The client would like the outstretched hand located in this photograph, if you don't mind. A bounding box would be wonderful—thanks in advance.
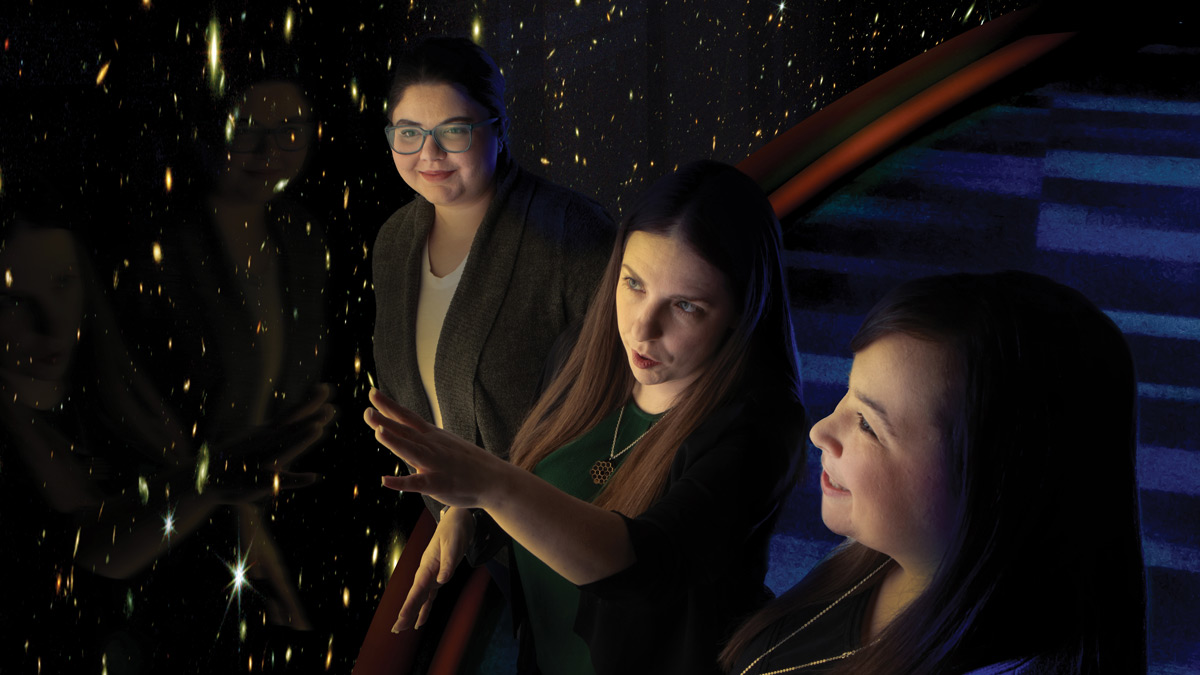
[393,506,474,632]
[364,388,509,510]
[367,389,637,589]
[208,383,336,503]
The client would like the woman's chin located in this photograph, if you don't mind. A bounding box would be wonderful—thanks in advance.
[0,370,70,410]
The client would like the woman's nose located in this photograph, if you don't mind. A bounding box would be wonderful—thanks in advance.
[809,412,843,457]
[630,304,663,342]
[419,134,446,160]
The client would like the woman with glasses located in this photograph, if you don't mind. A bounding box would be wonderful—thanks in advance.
[117,75,334,635]
[373,36,613,500]
[367,37,613,671]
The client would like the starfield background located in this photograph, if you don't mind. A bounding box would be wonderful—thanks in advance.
[2,0,1196,673]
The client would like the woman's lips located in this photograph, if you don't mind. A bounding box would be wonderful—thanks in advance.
[29,340,71,364]
[632,350,661,369]
[36,352,63,366]
[821,469,851,497]
[420,170,455,183]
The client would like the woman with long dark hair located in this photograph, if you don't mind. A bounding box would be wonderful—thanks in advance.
[365,160,806,674]
[722,271,1146,674]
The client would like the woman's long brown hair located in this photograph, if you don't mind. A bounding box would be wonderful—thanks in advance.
[508,160,802,517]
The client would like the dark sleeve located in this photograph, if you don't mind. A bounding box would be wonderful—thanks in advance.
[580,398,805,606]
[464,508,507,567]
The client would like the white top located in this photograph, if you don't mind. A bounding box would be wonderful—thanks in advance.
[415,241,468,429]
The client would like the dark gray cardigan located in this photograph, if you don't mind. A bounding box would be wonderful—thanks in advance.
[372,163,613,460]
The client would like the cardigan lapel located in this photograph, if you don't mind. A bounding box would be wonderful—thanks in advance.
[267,200,328,403]
[380,198,437,425]
[434,165,529,445]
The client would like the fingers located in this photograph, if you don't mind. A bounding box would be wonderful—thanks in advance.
[271,408,334,468]
[218,401,335,468]
[381,475,408,492]
[391,515,468,632]
[393,586,438,633]
[211,470,319,505]
[414,587,438,630]
[277,471,321,490]
[368,388,435,433]
[283,383,334,425]
[367,411,434,466]
[380,473,433,495]
[395,557,443,632]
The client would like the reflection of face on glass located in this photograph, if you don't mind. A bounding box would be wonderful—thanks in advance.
[221,81,313,203]
[811,333,958,571]
[615,231,735,411]
[0,226,85,407]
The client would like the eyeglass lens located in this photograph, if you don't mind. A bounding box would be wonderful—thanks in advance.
[389,123,475,154]
[230,124,311,153]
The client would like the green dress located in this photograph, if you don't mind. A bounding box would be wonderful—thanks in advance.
[511,400,662,675]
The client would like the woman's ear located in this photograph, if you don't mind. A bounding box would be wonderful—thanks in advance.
[498,118,510,154]
[727,312,742,337]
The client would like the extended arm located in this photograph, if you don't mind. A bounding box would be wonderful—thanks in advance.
[366,389,635,587]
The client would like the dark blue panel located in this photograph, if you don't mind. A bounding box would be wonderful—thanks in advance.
[1147,567,1200,667]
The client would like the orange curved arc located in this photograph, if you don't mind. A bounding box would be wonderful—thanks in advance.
[766,30,1076,220]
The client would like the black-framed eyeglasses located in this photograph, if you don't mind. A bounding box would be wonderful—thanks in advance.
[229,121,314,153]
[383,118,498,154]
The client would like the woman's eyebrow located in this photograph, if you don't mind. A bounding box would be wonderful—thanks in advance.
[240,117,313,127]
[668,291,712,305]
[853,389,898,438]
[620,264,711,303]
[391,116,475,126]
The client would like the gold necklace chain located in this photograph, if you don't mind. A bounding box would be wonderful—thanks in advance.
[752,648,860,675]
[738,561,890,675]
[589,404,658,485]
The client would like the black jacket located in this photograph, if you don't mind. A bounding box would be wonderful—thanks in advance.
[472,390,807,675]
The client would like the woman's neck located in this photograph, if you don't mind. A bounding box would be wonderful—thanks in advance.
[629,382,674,415]
[629,369,702,414]
[428,198,491,277]
[862,562,933,642]
[210,194,266,233]
[0,371,69,410]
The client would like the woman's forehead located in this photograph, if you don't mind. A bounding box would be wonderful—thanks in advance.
[234,81,310,123]
[850,333,957,436]
[391,81,487,123]
[621,231,728,299]
[1,227,80,293]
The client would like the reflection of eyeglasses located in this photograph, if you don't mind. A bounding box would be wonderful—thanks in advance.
[229,122,314,153]
[384,118,498,154]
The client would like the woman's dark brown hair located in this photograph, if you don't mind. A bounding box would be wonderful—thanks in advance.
[386,36,510,161]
